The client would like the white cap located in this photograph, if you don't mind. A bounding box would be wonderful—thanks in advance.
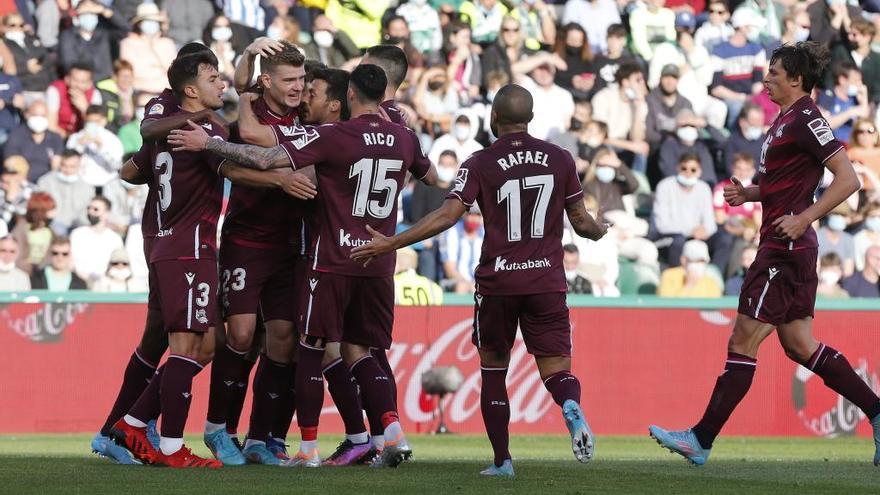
[682,239,710,262]
[731,9,766,29]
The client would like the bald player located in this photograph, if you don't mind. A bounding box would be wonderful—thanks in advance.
[351,84,608,477]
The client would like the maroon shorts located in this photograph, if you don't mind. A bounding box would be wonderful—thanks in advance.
[473,291,572,357]
[300,269,394,349]
[152,258,219,333]
[219,243,300,322]
[738,246,818,325]
[144,237,160,311]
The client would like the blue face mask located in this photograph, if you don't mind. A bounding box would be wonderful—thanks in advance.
[826,214,847,232]
[866,216,880,232]
[77,13,99,32]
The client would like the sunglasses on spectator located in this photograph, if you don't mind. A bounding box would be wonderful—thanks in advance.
[51,250,70,256]
[856,128,876,135]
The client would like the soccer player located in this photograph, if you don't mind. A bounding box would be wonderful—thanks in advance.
[203,40,308,467]
[350,84,607,477]
[361,44,410,128]
[168,64,437,468]
[648,42,880,467]
[90,42,220,465]
[108,51,231,469]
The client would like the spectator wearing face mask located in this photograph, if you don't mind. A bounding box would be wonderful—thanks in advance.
[36,150,95,235]
[408,150,458,280]
[119,3,176,95]
[817,252,850,299]
[658,239,721,297]
[563,244,592,295]
[549,100,593,177]
[0,235,29,290]
[658,111,716,184]
[853,202,880,273]
[818,207,856,277]
[711,152,761,277]
[204,14,239,80]
[646,64,697,150]
[70,196,123,286]
[816,62,870,144]
[413,66,459,137]
[651,153,717,266]
[381,15,425,69]
[582,147,638,220]
[65,105,124,187]
[93,247,147,293]
[4,100,64,183]
[829,19,880,105]
[842,244,880,298]
[2,13,52,102]
[723,103,764,176]
[428,110,483,165]
[440,211,484,293]
[0,156,33,232]
[57,0,127,82]
[301,14,360,69]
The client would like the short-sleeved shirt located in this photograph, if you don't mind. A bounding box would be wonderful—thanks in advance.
[279,113,432,277]
[222,96,304,250]
[757,95,844,251]
[447,131,584,296]
[133,111,228,262]
[138,88,179,239]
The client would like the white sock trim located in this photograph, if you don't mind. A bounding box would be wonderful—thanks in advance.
[346,432,369,445]
[123,414,147,428]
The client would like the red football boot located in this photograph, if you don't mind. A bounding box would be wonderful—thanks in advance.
[109,419,161,465]
[155,445,222,468]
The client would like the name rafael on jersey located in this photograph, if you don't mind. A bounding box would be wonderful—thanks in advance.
[497,149,550,171]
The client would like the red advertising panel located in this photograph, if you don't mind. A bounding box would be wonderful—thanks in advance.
[1,303,878,437]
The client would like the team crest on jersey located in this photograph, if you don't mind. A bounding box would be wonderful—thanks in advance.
[148,103,163,115]
[807,118,834,146]
[802,109,812,115]
[195,309,208,324]
[452,168,469,193]
[775,124,785,137]
[280,125,321,150]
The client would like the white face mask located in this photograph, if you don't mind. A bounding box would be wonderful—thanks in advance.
[0,260,14,272]
[135,108,145,121]
[266,25,284,41]
[139,20,161,36]
[108,267,131,280]
[865,216,880,232]
[794,27,810,42]
[486,90,497,102]
[744,126,763,140]
[819,270,841,286]
[27,115,48,133]
[4,30,24,45]
[564,269,578,281]
[212,26,233,42]
[57,171,79,183]
[677,173,699,187]
[585,137,603,148]
[313,30,334,48]
[623,87,637,100]
[77,13,99,32]
[453,124,470,141]
[847,84,860,97]
[676,126,699,144]
[84,121,102,135]
[827,214,847,232]
[686,261,707,277]
[595,166,616,183]
[437,167,456,183]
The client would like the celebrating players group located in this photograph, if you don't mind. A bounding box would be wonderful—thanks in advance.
[88,38,880,476]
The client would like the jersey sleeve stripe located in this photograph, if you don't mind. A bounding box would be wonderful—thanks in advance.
[565,191,582,199]
[820,145,844,164]
[448,191,473,207]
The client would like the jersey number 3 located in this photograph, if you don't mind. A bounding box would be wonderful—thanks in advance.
[350,158,404,219]
[156,151,173,211]
[497,175,554,242]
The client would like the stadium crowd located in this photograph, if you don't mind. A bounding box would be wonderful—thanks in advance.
[0,0,878,299]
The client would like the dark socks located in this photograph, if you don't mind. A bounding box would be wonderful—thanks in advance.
[692,352,757,449]
[295,343,326,434]
[372,348,397,408]
[225,357,256,436]
[101,350,157,436]
[543,370,582,406]
[272,362,297,440]
[480,367,511,467]
[127,364,166,425]
[324,358,366,435]
[206,344,249,425]
[158,355,203,439]
[247,356,291,442]
[350,356,398,432]
[808,344,880,420]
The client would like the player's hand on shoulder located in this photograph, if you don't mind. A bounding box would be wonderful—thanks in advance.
[723,176,747,207]
[168,120,211,152]
[350,225,392,267]
[278,169,317,200]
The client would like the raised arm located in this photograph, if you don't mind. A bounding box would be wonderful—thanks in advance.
[234,38,284,94]
[167,120,291,170]
[237,93,277,147]
[350,198,467,265]
[564,200,608,241]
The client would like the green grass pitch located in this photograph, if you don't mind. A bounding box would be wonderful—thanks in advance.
[0,434,878,494]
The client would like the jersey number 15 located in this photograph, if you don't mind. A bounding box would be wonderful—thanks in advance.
[350,158,404,219]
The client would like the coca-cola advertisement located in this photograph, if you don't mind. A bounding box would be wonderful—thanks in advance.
[2,303,879,437]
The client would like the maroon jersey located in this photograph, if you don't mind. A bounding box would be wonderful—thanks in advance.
[448,131,584,296]
[758,95,843,251]
[222,96,304,250]
[279,113,432,277]
[379,99,407,127]
[138,89,180,239]
[144,111,228,262]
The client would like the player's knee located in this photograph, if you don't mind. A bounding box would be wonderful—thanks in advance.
[781,341,814,364]
[226,327,254,353]
[479,349,511,369]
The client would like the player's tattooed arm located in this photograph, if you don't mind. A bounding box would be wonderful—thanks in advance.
[565,200,608,241]
[220,162,317,199]
[167,120,290,170]
[351,198,468,266]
